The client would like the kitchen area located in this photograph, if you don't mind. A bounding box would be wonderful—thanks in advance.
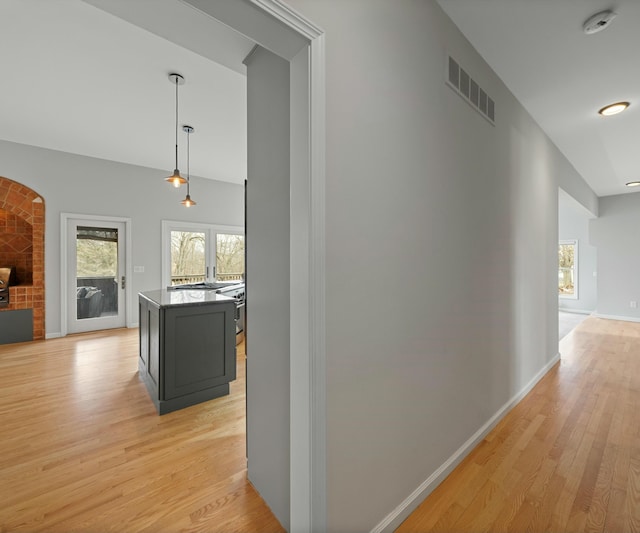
[138,228,246,415]
[138,279,246,415]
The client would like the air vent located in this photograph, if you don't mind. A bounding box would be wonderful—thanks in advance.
[447,56,495,124]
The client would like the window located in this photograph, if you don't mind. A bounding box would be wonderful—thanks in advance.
[558,240,578,299]
[215,233,245,282]
[162,221,244,287]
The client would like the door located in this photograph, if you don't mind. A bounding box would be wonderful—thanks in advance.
[67,218,126,333]
[162,221,244,287]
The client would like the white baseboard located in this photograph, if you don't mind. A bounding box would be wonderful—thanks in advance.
[371,352,562,533]
[45,324,137,340]
[592,313,640,323]
[559,308,593,315]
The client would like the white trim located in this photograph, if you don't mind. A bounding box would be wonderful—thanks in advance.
[289,45,312,531]
[251,0,324,40]
[175,2,326,529]
[559,308,593,315]
[246,2,326,531]
[60,213,133,336]
[161,219,242,233]
[308,31,327,533]
[592,313,640,323]
[45,332,63,339]
[371,352,562,533]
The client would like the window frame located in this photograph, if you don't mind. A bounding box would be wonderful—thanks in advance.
[558,239,578,300]
[161,220,243,288]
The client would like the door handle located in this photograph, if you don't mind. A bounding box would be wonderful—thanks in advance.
[121,276,126,289]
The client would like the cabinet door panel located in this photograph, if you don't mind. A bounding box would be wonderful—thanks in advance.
[164,303,235,400]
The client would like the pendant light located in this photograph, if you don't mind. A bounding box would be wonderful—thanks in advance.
[181,125,196,207]
[165,73,187,187]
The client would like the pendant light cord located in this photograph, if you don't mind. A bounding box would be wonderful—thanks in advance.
[186,128,190,195]
[174,77,179,170]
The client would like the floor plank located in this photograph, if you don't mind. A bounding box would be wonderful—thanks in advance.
[397,317,640,532]
[0,329,284,533]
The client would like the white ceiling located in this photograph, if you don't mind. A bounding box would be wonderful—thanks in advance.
[3,1,638,197]
[0,0,254,185]
[437,0,640,197]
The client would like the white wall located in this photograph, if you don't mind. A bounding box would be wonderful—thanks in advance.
[590,192,640,322]
[558,189,597,313]
[0,139,243,337]
[244,46,291,529]
[284,1,595,531]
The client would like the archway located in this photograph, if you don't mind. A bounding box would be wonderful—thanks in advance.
[0,177,45,341]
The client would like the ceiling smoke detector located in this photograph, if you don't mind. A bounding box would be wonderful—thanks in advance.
[583,10,617,34]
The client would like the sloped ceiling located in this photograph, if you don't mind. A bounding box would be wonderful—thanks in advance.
[0,0,254,184]
[438,0,640,197]
[4,1,638,196]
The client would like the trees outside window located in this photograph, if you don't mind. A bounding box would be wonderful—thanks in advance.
[76,227,118,277]
[170,231,206,284]
[559,240,578,298]
[216,233,244,281]
[162,222,244,287]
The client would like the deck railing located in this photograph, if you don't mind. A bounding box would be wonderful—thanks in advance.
[170,273,243,285]
[76,276,118,314]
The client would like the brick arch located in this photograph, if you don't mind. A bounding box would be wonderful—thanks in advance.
[0,176,45,340]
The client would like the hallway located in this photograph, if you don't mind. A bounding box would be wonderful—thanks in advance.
[398,317,640,532]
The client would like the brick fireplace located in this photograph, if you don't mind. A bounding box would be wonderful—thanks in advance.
[0,177,45,341]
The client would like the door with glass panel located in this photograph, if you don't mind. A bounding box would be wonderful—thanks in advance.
[67,219,126,333]
[163,222,244,287]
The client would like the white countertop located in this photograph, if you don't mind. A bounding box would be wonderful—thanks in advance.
[139,288,236,308]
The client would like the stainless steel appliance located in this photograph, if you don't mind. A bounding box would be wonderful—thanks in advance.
[215,283,245,335]
[0,267,17,309]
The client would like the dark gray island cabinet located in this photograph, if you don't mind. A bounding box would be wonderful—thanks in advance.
[138,289,237,415]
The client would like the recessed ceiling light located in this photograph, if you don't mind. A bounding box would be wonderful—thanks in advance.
[598,102,630,116]
[626,181,640,187]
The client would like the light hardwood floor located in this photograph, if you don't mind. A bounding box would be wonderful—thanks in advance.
[3,318,639,533]
[397,316,640,532]
[0,329,284,533]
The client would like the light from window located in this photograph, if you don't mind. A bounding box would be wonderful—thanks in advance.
[170,230,206,285]
[558,240,577,298]
[216,234,244,282]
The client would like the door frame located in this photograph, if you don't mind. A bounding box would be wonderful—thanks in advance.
[60,213,133,337]
[179,1,327,529]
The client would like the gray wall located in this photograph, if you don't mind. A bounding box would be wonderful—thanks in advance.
[0,139,243,336]
[244,46,291,529]
[590,192,640,321]
[284,1,595,531]
[558,189,597,313]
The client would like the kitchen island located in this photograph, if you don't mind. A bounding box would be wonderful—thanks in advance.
[138,288,237,415]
